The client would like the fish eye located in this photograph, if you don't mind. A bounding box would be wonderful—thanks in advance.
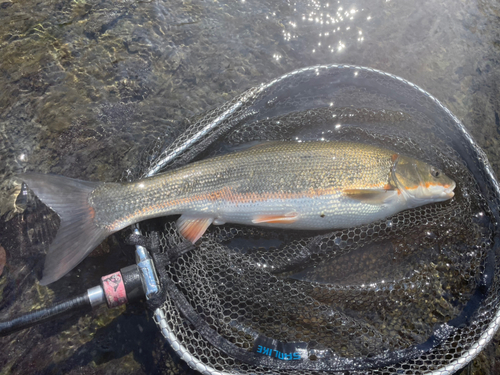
[430,167,441,178]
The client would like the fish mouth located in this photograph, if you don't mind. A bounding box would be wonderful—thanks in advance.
[443,181,456,198]
[426,181,456,201]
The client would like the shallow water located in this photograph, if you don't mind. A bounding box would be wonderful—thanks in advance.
[1,0,500,374]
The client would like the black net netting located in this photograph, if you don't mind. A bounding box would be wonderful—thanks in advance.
[134,65,500,374]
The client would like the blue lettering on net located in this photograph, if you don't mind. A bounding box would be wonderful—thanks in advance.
[255,343,304,361]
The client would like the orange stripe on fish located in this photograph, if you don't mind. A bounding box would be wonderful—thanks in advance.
[424,182,452,189]
[403,182,450,190]
[206,184,392,205]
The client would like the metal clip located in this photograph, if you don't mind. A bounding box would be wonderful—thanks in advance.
[134,228,160,299]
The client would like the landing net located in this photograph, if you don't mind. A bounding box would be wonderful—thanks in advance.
[133,65,500,374]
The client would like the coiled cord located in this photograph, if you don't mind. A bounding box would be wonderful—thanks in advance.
[0,294,91,337]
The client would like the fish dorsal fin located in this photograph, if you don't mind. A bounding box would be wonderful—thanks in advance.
[223,141,280,153]
[252,212,299,224]
[177,215,214,243]
[344,189,398,205]
[248,141,282,148]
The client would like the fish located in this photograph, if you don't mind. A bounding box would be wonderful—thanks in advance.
[18,141,455,285]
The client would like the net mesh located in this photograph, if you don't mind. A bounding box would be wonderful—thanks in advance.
[137,65,500,374]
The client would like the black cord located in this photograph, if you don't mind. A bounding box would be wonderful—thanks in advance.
[0,294,91,337]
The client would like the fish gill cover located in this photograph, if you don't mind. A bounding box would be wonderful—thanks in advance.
[127,65,499,374]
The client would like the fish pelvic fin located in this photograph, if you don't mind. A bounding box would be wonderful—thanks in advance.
[252,212,299,224]
[18,173,109,285]
[177,215,214,244]
[343,188,398,205]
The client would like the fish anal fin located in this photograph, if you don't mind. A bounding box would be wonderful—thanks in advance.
[177,215,214,243]
[252,212,299,224]
[344,189,397,205]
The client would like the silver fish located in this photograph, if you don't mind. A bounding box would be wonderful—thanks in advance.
[19,141,455,284]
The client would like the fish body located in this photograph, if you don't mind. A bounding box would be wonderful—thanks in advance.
[19,141,455,284]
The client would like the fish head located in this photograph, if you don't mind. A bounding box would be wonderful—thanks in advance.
[392,156,456,207]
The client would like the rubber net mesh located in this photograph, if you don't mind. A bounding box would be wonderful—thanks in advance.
[136,65,500,374]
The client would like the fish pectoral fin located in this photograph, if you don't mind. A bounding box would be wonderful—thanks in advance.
[344,189,398,205]
[177,215,214,244]
[252,212,299,224]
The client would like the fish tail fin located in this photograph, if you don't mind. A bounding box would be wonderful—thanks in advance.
[18,173,109,285]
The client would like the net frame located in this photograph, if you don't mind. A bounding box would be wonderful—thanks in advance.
[135,65,500,375]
